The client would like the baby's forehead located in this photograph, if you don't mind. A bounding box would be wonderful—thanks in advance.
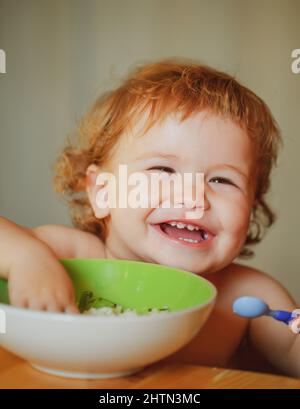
[121,110,256,163]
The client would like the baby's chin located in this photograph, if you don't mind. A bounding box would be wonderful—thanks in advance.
[148,253,215,276]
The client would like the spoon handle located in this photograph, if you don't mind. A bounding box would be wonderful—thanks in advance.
[268,310,294,324]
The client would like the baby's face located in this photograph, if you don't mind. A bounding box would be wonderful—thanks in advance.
[88,110,257,275]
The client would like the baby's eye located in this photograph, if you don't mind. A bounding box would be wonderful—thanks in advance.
[147,166,176,174]
[209,177,236,186]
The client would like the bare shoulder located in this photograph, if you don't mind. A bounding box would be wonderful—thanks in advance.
[31,224,106,259]
[71,227,106,259]
[221,262,298,310]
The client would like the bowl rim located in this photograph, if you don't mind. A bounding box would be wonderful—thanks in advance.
[0,292,216,323]
[0,258,217,322]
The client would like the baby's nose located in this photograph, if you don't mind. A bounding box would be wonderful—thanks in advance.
[174,183,210,219]
[177,182,210,207]
[183,196,210,219]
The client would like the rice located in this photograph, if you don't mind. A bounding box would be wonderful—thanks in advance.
[78,291,170,317]
[83,305,170,317]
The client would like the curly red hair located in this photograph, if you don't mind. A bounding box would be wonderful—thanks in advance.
[52,57,282,258]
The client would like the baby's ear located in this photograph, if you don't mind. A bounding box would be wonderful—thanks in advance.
[86,164,111,219]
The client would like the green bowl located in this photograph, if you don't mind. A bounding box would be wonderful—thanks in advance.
[0,258,215,314]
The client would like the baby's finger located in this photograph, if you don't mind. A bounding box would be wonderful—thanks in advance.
[65,304,80,315]
[289,316,300,334]
[45,301,65,313]
[8,286,27,308]
[28,299,47,311]
[11,296,28,309]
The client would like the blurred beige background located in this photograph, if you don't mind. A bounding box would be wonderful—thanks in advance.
[0,0,299,301]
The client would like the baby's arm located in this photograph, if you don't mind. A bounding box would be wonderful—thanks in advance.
[0,216,105,313]
[241,267,300,377]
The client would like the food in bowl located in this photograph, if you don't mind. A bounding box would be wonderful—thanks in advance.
[84,305,170,317]
[79,290,170,317]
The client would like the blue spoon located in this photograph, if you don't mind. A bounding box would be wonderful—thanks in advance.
[232,296,297,325]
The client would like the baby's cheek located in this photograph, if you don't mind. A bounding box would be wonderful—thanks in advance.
[220,198,251,235]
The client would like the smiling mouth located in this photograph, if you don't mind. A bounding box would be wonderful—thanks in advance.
[151,221,213,247]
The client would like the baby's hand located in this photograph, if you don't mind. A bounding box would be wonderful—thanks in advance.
[8,242,79,314]
[289,310,300,334]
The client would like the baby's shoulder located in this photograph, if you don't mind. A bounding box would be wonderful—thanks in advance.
[68,226,106,259]
[31,224,106,259]
[223,262,275,287]
[220,262,297,308]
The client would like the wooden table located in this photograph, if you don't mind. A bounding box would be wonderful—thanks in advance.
[0,347,300,389]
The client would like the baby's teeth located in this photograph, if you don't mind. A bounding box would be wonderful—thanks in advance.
[178,237,199,243]
[166,221,202,232]
[187,224,199,231]
[167,222,200,231]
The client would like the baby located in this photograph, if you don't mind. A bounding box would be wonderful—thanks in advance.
[0,58,299,377]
